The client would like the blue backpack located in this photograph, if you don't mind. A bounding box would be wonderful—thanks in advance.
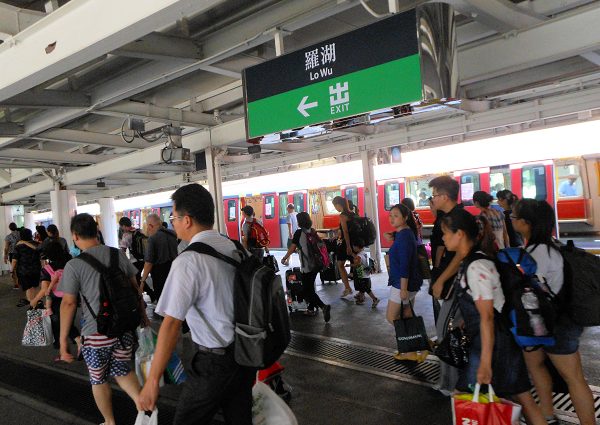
[496,247,558,350]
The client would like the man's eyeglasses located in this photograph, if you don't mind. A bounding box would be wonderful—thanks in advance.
[169,215,187,223]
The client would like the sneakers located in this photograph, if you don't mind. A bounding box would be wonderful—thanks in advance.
[355,299,365,305]
[322,305,331,323]
[12,284,19,290]
[340,288,353,298]
[371,298,380,309]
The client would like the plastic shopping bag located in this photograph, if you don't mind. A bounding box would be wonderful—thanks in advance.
[452,384,522,425]
[135,327,163,387]
[22,308,53,347]
[252,381,298,425]
[134,409,158,425]
[165,350,187,385]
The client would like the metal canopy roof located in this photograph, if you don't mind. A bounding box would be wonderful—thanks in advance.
[0,0,599,210]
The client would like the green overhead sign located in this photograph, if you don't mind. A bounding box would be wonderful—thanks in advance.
[243,10,423,140]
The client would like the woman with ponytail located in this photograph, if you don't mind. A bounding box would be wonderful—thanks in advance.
[473,190,509,249]
[442,208,546,424]
[386,203,425,361]
[332,196,356,298]
[511,199,595,425]
[496,190,523,247]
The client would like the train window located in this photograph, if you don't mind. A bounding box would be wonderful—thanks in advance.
[161,207,173,227]
[278,194,288,217]
[407,177,433,207]
[522,165,547,201]
[344,187,358,209]
[556,163,583,198]
[490,167,511,199]
[227,200,237,222]
[384,182,400,210]
[325,190,341,214]
[293,193,305,213]
[460,173,480,206]
[264,195,275,219]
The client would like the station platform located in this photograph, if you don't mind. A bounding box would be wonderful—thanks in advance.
[0,250,599,425]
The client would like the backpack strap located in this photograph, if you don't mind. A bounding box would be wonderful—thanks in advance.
[183,241,245,348]
[77,248,119,320]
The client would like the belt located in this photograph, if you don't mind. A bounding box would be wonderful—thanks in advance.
[195,344,230,356]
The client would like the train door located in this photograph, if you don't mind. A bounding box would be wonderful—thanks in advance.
[511,161,554,207]
[554,159,588,222]
[279,193,289,246]
[405,175,439,226]
[341,185,363,216]
[377,179,404,248]
[261,193,280,248]
[454,168,489,216]
[223,197,240,240]
[289,191,308,213]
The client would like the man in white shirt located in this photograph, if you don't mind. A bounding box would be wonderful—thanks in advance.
[138,184,254,424]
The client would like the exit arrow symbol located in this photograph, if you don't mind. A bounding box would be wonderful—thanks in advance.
[297,96,318,117]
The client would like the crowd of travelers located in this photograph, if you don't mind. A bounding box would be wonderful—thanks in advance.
[2,176,597,425]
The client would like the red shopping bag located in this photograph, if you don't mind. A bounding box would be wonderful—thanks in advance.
[452,384,489,425]
[453,384,522,425]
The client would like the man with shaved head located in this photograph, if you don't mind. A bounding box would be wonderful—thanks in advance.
[140,213,178,303]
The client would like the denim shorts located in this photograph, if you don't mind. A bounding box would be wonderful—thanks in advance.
[545,316,584,355]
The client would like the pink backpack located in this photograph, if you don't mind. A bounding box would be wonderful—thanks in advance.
[43,264,64,298]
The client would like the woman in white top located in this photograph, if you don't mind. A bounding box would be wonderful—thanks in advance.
[442,208,546,425]
[511,199,595,425]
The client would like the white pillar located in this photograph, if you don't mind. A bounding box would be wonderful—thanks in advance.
[50,189,77,248]
[25,212,36,232]
[205,148,225,234]
[98,198,118,248]
[274,30,285,56]
[361,150,383,272]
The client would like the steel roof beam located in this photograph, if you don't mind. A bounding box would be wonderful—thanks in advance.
[459,2,600,84]
[33,128,148,150]
[0,90,90,108]
[93,101,220,127]
[0,3,45,38]
[0,0,226,102]
[0,148,116,164]
[1,118,245,202]
[0,123,23,136]
[113,32,202,61]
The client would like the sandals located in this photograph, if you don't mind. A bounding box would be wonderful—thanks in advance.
[340,288,353,298]
[371,298,380,309]
[16,299,29,307]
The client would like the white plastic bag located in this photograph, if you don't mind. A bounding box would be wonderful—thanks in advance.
[134,409,158,425]
[135,327,163,387]
[252,381,298,425]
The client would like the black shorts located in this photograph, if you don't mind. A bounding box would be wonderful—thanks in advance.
[18,274,40,291]
[8,253,15,262]
[335,240,353,262]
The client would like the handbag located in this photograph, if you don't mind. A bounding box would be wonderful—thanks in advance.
[393,301,430,353]
[263,254,280,273]
[22,308,53,347]
[452,384,522,425]
[417,244,431,279]
[435,300,470,368]
[135,327,164,387]
[252,381,298,425]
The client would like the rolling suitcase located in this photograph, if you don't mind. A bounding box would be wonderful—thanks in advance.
[320,253,340,284]
[285,268,307,312]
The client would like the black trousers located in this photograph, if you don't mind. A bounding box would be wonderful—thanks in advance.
[302,271,325,311]
[50,295,80,349]
[174,348,254,425]
[150,261,172,303]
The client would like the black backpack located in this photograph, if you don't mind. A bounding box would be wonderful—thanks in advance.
[78,248,142,338]
[130,230,147,262]
[559,240,600,327]
[348,216,377,247]
[185,239,290,369]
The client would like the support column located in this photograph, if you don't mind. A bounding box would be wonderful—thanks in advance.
[361,150,382,272]
[24,212,36,232]
[50,189,77,248]
[205,148,225,234]
[98,198,118,248]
